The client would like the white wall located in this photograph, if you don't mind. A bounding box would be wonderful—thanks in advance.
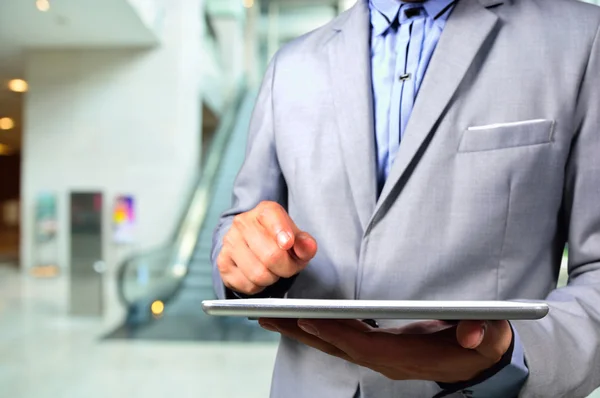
[21,0,205,275]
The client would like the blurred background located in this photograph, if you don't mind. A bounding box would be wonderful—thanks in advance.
[0,1,599,397]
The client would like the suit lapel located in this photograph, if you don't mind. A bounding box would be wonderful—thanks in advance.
[372,0,501,223]
[327,0,377,230]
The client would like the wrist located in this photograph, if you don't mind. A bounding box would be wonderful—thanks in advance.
[435,323,516,397]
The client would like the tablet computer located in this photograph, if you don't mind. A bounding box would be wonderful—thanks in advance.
[202,299,549,320]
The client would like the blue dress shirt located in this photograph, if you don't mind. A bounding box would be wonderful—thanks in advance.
[369,1,529,396]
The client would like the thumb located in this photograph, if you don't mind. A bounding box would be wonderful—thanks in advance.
[456,320,486,350]
[457,320,512,362]
[292,232,318,263]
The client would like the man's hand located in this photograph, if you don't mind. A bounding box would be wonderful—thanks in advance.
[217,201,318,295]
[258,318,513,383]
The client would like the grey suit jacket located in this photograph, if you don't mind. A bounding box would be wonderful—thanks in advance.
[212,0,600,396]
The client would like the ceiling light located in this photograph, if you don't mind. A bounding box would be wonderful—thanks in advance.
[242,0,254,8]
[8,79,28,93]
[0,118,15,130]
[36,0,50,12]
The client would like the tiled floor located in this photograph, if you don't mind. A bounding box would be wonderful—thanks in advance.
[0,265,278,398]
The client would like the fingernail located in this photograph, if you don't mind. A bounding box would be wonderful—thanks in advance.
[260,322,279,332]
[298,321,319,336]
[277,231,292,248]
[296,232,309,241]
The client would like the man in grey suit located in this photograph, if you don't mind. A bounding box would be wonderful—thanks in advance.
[212,0,600,396]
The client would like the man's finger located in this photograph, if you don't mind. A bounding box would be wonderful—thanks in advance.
[392,320,456,335]
[473,321,513,362]
[456,320,512,363]
[296,319,383,363]
[221,261,265,296]
[229,237,280,287]
[456,320,486,349]
[292,232,318,263]
[258,318,354,362]
[262,319,405,378]
[336,319,374,332]
[255,202,298,250]
[242,220,299,278]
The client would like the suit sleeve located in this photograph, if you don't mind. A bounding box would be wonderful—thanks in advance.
[513,23,600,397]
[211,55,294,300]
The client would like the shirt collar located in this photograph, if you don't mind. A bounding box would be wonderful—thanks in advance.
[370,0,457,36]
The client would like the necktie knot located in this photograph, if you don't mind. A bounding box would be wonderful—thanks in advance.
[371,3,427,37]
[398,5,426,25]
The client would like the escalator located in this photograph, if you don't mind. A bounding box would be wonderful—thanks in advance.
[110,86,276,342]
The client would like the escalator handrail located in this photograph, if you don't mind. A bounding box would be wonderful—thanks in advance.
[117,80,247,308]
[171,81,247,276]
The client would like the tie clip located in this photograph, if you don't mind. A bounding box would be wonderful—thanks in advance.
[399,73,412,82]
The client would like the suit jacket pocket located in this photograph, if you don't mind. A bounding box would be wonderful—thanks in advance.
[459,119,555,153]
